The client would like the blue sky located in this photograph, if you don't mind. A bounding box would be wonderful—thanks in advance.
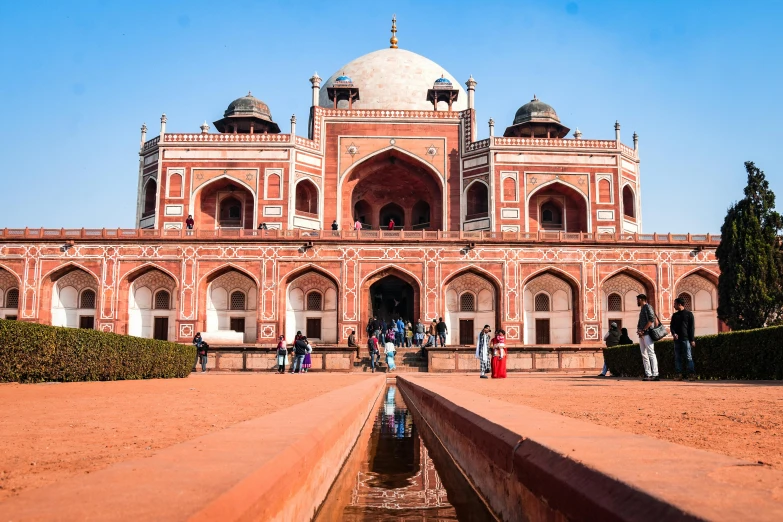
[1,0,781,233]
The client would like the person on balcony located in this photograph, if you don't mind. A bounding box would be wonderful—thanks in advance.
[388,218,395,230]
[354,219,362,231]
[185,215,194,230]
[331,220,339,231]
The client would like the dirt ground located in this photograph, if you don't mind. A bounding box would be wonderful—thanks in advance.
[426,374,783,470]
[0,373,370,500]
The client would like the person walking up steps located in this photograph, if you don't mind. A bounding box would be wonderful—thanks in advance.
[636,294,659,381]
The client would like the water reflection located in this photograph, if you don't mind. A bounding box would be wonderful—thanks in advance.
[315,385,495,521]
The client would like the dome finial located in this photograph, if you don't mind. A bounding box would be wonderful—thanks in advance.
[533,94,538,101]
[389,14,398,49]
[247,91,252,97]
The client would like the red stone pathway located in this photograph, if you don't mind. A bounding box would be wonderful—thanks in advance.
[422,373,783,470]
[0,373,372,500]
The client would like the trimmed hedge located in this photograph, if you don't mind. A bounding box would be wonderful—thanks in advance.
[603,326,783,380]
[0,319,195,383]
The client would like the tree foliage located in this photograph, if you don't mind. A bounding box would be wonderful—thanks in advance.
[716,162,783,329]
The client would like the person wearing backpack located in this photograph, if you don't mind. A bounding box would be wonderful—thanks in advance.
[367,333,380,373]
[598,322,622,377]
[197,341,209,373]
[636,294,659,381]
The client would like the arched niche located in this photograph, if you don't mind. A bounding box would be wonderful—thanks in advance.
[528,181,588,233]
[50,267,100,329]
[128,268,178,341]
[204,268,258,343]
[675,272,719,335]
[444,270,499,346]
[523,271,578,345]
[285,270,338,343]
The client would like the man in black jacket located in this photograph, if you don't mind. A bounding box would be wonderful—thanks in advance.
[436,317,448,347]
[671,298,696,380]
[291,336,309,374]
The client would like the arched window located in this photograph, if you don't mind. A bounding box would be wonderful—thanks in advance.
[540,201,563,229]
[230,291,246,311]
[502,176,517,202]
[412,200,431,227]
[677,292,693,311]
[266,173,281,199]
[295,180,319,215]
[534,293,551,312]
[379,203,404,229]
[79,289,96,309]
[5,288,19,309]
[459,292,475,312]
[168,173,183,198]
[219,196,243,227]
[306,291,323,311]
[154,290,171,310]
[607,293,623,312]
[143,179,157,216]
[598,178,611,203]
[465,182,489,219]
[623,186,635,218]
[354,200,372,226]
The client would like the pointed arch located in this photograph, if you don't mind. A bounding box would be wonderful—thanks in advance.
[0,263,23,286]
[443,265,502,345]
[673,266,719,289]
[340,146,445,188]
[281,263,341,289]
[526,179,591,233]
[282,265,340,343]
[360,264,423,339]
[523,267,582,345]
[41,261,101,284]
[198,263,261,289]
[122,262,181,288]
[599,266,656,300]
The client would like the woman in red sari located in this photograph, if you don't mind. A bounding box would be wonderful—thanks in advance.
[491,329,507,378]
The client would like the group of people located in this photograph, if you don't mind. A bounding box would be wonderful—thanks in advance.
[474,325,507,379]
[275,332,314,374]
[600,293,697,381]
[329,218,400,231]
[363,316,449,350]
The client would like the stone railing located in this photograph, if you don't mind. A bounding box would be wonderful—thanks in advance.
[317,108,462,119]
[465,139,490,152]
[141,136,160,152]
[162,133,292,143]
[0,227,721,246]
[493,137,617,149]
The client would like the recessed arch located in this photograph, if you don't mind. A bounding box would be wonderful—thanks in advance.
[190,174,257,231]
[198,263,261,290]
[464,179,489,220]
[673,267,719,289]
[283,266,340,343]
[294,178,320,215]
[143,178,157,216]
[622,184,636,218]
[523,267,582,345]
[599,266,656,301]
[0,263,23,286]
[42,262,102,285]
[360,265,423,339]
[526,179,591,233]
[340,146,445,189]
[123,262,181,288]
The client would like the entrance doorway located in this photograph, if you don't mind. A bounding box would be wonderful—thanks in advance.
[306,318,322,339]
[369,275,414,324]
[79,316,95,329]
[535,319,550,345]
[230,317,245,333]
[459,319,474,345]
[153,317,168,340]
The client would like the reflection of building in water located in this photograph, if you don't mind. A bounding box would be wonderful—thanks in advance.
[347,385,451,511]
[351,439,449,511]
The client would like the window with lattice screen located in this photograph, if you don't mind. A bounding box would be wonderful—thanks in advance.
[459,293,475,312]
[306,292,322,311]
[79,289,96,309]
[5,288,19,309]
[154,290,171,310]
[678,293,693,311]
[607,293,622,312]
[534,293,550,312]
[230,291,246,311]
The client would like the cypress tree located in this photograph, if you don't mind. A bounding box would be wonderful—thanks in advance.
[716,162,782,329]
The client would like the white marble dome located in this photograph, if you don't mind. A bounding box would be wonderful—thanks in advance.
[319,48,468,111]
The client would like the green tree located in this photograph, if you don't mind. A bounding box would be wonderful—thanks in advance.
[716,162,783,329]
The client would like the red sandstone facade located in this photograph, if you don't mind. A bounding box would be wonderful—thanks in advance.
[0,34,721,347]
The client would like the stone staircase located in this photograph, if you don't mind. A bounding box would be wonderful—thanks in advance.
[353,347,428,373]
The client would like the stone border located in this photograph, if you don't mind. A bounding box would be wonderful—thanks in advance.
[0,376,386,521]
[397,375,783,522]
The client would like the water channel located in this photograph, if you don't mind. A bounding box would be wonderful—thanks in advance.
[315,384,496,521]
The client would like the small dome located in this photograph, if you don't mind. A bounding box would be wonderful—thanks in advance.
[434,76,451,84]
[335,74,353,83]
[223,92,273,122]
[513,96,560,125]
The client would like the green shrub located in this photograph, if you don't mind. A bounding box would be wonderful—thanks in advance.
[0,319,195,383]
[603,326,783,380]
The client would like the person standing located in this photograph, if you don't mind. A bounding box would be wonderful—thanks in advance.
[388,218,395,230]
[671,298,696,380]
[475,325,492,379]
[367,333,380,373]
[291,336,308,374]
[396,318,405,348]
[384,338,396,372]
[428,319,437,344]
[196,340,208,373]
[491,329,507,378]
[275,335,287,374]
[405,322,413,347]
[436,317,448,347]
[185,215,195,230]
[636,294,660,381]
[598,322,622,377]
[354,219,362,231]
[302,340,313,373]
[192,332,203,371]
[619,327,633,345]
[331,220,339,231]
[415,319,425,347]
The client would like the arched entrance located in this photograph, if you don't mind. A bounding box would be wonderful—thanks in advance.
[675,271,719,335]
[444,270,500,346]
[201,267,258,343]
[528,182,588,233]
[194,178,255,230]
[127,268,178,341]
[523,270,581,345]
[0,268,21,320]
[361,267,421,338]
[285,270,338,343]
[342,150,443,230]
[48,266,100,329]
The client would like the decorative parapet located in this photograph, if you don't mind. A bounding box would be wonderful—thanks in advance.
[0,227,721,246]
[163,133,292,143]
[141,136,160,153]
[466,139,490,152]
[317,108,462,120]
